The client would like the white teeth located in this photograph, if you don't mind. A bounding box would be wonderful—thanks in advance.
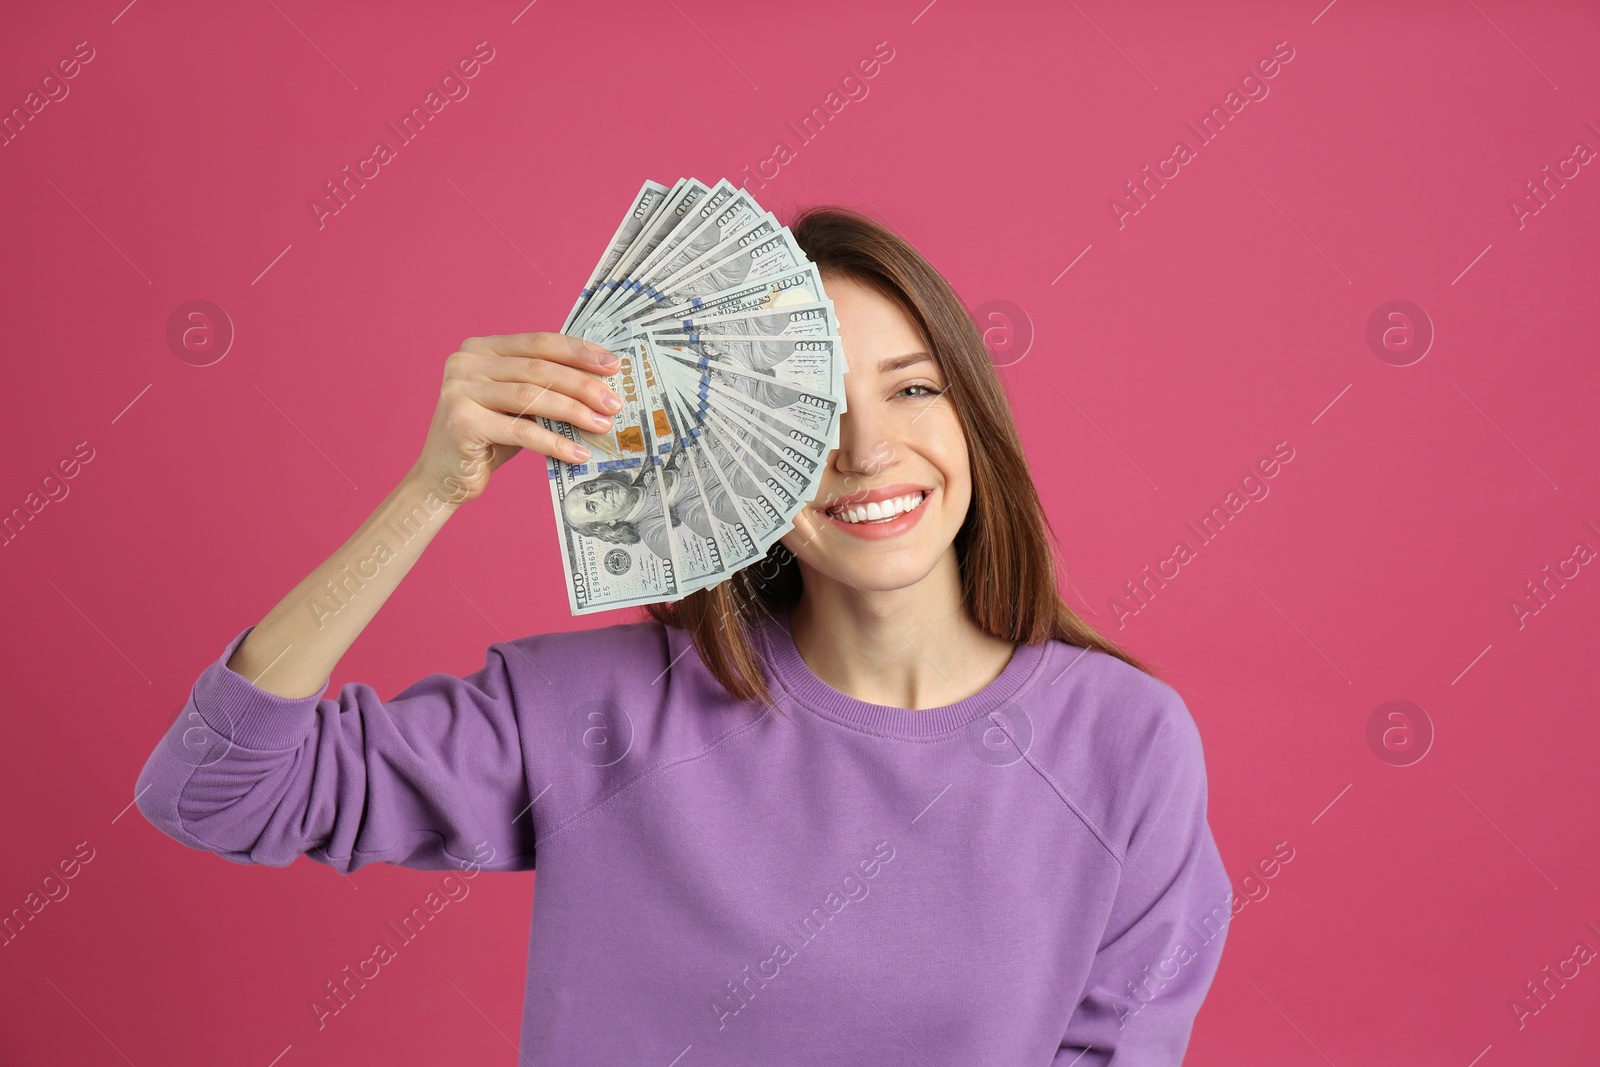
[828,491,926,524]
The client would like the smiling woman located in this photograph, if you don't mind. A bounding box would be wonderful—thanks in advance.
[646,205,1154,711]
[135,199,1230,1066]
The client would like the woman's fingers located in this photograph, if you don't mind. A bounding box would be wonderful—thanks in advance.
[410,332,618,507]
[464,331,620,373]
[475,406,591,464]
[450,342,624,420]
[465,376,615,433]
[510,351,625,417]
[435,330,630,474]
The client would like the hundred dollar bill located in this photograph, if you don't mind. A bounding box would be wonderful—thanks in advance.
[659,397,792,560]
[548,336,674,462]
[608,215,784,323]
[633,339,733,593]
[652,334,844,404]
[657,379,768,589]
[616,224,804,324]
[650,301,837,341]
[665,364,835,471]
[583,179,737,329]
[632,198,770,298]
[576,178,716,336]
[696,414,802,547]
[644,330,838,503]
[610,179,712,279]
[654,368,797,554]
[618,180,749,281]
[542,340,685,614]
[672,368,831,517]
[546,177,859,612]
[636,263,832,327]
[544,432,684,614]
[700,395,824,511]
[563,179,670,334]
[658,351,842,454]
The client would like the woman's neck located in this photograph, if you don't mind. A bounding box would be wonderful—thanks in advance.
[787,549,1018,711]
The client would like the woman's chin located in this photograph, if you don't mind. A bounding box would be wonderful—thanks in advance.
[799,551,941,596]
[786,509,957,584]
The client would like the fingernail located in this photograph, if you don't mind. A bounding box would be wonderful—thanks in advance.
[602,394,623,413]
[585,345,617,365]
[571,444,590,461]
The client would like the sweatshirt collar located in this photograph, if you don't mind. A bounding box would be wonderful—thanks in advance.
[754,609,1049,739]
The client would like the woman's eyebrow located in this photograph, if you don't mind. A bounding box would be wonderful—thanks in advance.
[876,352,932,374]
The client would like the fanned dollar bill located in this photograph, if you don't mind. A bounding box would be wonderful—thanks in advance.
[543,178,848,615]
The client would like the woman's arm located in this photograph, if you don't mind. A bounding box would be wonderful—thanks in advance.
[1055,696,1232,1064]
[224,472,459,699]
[227,332,623,700]
[134,333,626,872]
[137,624,545,872]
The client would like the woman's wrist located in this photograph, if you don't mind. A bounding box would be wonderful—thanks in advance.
[402,458,472,512]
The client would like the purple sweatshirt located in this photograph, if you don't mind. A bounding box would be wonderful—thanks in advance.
[135,610,1230,1064]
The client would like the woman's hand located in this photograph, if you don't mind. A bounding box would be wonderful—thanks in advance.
[407,332,623,506]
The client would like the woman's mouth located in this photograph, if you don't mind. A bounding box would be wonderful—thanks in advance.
[820,488,932,540]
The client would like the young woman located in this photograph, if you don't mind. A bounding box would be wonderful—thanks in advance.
[136,206,1230,1064]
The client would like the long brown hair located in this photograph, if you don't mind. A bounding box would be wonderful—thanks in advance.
[644,204,1158,712]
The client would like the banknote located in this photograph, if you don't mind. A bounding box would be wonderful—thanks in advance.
[637,264,832,327]
[576,179,717,333]
[563,180,669,334]
[544,177,849,614]
[595,182,763,319]
[605,215,784,323]
[658,353,841,449]
[544,422,683,613]
[649,301,836,340]
[654,366,765,588]
[651,334,845,401]
[614,223,804,323]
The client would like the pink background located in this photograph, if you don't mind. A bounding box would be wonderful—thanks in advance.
[2,0,1597,1063]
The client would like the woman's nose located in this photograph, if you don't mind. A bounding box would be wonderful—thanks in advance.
[835,412,896,476]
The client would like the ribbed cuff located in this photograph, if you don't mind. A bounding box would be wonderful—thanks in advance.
[190,626,328,751]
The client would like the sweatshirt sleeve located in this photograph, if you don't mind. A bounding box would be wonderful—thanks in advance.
[133,625,537,874]
[1055,695,1231,1065]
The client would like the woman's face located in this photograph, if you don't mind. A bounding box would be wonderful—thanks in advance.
[563,478,637,526]
[781,273,971,594]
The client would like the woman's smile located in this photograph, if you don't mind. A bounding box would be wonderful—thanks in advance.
[818,484,934,540]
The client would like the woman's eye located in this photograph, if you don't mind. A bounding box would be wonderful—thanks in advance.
[897,383,942,399]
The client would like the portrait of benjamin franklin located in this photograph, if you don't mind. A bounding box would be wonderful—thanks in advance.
[560,448,741,563]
